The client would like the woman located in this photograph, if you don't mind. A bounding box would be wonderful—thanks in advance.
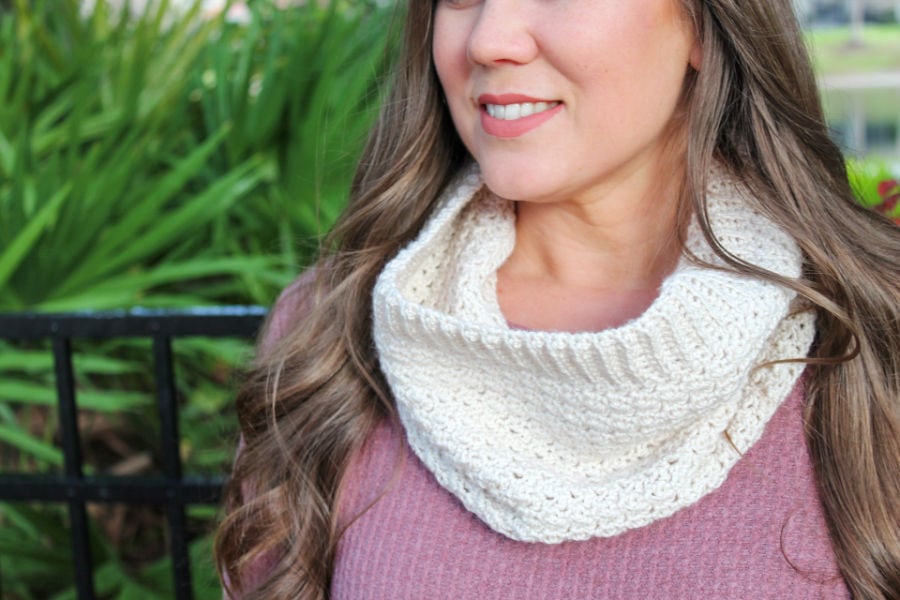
[216,0,900,598]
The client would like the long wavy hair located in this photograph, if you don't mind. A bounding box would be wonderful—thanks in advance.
[215,1,900,598]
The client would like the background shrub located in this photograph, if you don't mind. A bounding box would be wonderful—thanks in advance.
[0,1,393,597]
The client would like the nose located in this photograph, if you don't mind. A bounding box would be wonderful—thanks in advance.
[466,0,539,66]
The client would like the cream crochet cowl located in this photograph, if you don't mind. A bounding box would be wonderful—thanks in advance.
[372,166,815,544]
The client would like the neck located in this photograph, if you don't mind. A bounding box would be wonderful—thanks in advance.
[497,167,686,331]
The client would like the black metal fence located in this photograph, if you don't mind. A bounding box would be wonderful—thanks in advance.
[0,307,266,600]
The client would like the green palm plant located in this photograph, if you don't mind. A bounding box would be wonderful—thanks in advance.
[0,0,271,311]
[0,0,393,597]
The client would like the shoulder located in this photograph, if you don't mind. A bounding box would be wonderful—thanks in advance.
[259,269,319,355]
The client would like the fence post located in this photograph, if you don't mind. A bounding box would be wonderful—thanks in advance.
[53,336,97,600]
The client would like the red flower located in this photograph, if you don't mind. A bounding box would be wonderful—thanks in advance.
[876,178,899,198]
[874,179,899,224]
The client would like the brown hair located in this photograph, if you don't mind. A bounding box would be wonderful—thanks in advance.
[215,1,900,598]
[681,2,900,596]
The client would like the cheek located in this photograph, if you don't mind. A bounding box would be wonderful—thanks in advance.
[432,11,478,150]
[432,12,465,95]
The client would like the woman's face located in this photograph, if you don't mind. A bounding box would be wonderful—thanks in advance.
[433,0,699,206]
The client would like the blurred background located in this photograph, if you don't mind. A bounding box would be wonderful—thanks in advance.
[802,0,900,176]
[0,1,897,598]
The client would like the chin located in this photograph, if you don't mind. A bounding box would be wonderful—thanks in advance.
[479,164,559,204]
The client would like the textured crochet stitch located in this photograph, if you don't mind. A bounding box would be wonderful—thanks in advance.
[372,166,816,543]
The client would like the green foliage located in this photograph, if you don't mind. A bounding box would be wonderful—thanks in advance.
[1,502,222,600]
[847,158,898,207]
[0,0,392,311]
[195,0,391,234]
[0,0,393,597]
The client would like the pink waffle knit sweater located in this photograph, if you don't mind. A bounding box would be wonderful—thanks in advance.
[256,278,849,599]
[329,388,847,599]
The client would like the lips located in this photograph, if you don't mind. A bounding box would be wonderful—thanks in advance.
[477,94,563,138]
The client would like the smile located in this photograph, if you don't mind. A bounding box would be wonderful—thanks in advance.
[484,101,560,121]
[478,98,564,139]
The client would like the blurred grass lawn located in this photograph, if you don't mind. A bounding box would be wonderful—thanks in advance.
[806,24,900,75]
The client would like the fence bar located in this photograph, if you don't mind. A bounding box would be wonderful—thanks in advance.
[0,306,267,339]
[0,308,266,599]
[0,474,222,503]
[153,336,193,600]
[52,337,96,600]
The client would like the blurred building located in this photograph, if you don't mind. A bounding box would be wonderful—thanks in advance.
[795,0,900,25]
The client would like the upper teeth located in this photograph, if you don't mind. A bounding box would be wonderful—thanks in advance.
[485,101,558,120]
